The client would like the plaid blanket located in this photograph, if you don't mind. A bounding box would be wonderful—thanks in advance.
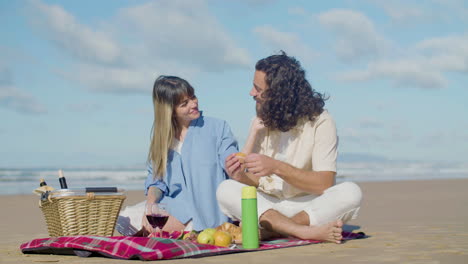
[20,231,366,260]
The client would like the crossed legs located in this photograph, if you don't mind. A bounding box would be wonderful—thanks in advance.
[216,180,361,243]
[259,209,343,243]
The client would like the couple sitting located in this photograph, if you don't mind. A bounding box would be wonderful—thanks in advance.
[117,51,362,244]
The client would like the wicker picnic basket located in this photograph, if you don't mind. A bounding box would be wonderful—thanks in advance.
[39,188,126,237]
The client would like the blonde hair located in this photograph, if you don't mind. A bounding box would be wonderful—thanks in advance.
[148,76,195,179]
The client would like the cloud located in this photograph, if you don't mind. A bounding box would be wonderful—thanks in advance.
[0,83,47,115]
[116,0,251,70]
[341,119,411,148]
[315,7,466,89]
[0,47,46,115]
[253,25,318,62]
[375,1,433,24]
[375,0,468,24]
[59,64,155,94]
[29,0,251,94]
[318,9,388,63]
[416,35,468,73]
[335,34,468,89]
[58,61,201,94]
[30,0,123,66]
[336,59,447,89]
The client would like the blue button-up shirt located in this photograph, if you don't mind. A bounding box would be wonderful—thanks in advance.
[144,114,238,231]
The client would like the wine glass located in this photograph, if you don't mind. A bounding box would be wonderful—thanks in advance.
[145,203,169,237]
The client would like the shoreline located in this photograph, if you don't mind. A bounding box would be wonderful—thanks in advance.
[3,176,468,196]
[1,178,467,263]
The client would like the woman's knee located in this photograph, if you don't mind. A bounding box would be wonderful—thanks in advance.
[162,215,185,232]
[216,179,240,206]
[216,179,245,219]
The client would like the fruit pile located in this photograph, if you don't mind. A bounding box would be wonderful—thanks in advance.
[148,222,242,247]
[195,228,231,247]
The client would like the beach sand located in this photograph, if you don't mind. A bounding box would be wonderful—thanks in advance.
[1,179,467,263]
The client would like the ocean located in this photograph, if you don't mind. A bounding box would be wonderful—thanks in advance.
[0,167,146,196]
[1,160,468,196]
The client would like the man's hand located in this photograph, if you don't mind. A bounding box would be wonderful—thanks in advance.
[250,116,265,132]
[244,153,278,177]
[225,153,259,186]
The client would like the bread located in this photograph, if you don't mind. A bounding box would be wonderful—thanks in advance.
[216,222,242,243]
[235,152,246,164]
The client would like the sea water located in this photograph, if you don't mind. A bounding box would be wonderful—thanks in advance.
[0,166,146,195]
[1,160,468,195]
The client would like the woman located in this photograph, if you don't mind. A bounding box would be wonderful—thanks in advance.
[117,76,238,235]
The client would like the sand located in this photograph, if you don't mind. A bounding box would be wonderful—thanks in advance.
[0,179,467,263]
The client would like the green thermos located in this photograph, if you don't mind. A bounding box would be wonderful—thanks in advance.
[241,186,259,249]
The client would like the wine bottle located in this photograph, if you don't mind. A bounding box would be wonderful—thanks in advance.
[38,178,49,201]
[58,169,68,189]
[39,178,47,187]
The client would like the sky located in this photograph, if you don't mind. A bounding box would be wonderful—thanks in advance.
[1,0,467,168]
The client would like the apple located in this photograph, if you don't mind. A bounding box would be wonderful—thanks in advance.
[182,231,198,242]
[197,231,214,245]
[213,230,232,247]
[203,228,216,236]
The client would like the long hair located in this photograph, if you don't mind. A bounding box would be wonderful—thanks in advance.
[148,75,195,179]
[255,51,326,132]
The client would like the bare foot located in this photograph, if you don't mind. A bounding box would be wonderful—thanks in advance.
[295,220,343,243]
[259,228,283,241]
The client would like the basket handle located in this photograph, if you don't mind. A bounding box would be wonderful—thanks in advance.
[85,187,118,193]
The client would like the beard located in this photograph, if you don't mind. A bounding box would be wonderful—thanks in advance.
[254,96,261,115]
[254,96,267,122]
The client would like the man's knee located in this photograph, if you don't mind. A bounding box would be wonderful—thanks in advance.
[338,182,362,208]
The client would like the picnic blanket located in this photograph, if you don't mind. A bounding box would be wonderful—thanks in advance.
[20,231,366,260]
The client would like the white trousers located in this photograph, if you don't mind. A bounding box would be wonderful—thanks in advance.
[216,180,362,226]
[115,201,194,236]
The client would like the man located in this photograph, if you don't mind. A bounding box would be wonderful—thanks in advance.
[216,51,362,243]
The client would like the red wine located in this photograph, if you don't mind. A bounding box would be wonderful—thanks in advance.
[146,214,169,229]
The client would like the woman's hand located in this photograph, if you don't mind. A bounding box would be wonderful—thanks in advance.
[140,212,153,236]
[132,213,152,237]
[225,153,243,181]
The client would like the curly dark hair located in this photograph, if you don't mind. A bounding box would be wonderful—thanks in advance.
[255,51,327,132]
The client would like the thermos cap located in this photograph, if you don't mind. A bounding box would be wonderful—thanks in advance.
[242,186,257,199]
